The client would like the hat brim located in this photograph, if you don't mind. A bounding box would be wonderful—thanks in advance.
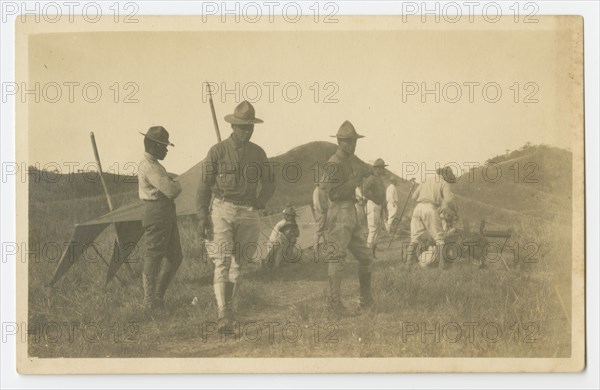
[224,114,264,125]
[139,132,174,147]
[330,134,365,139]
[373,164,389,168]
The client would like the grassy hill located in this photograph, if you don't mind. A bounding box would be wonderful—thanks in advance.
[268,141,411,210]
[453,144,572,222]
[27,142,574,360]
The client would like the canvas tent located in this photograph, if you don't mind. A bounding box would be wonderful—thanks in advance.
[49,159,318,286]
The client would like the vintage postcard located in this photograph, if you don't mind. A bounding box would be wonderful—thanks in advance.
[13,12,584,374]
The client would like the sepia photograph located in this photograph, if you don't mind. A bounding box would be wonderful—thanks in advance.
[8,7,587,375]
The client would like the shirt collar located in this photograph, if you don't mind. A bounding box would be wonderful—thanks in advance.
[227,135,245,151]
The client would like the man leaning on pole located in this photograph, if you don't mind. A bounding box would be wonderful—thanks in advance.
[321,120,375,319]
[196,101,275,332]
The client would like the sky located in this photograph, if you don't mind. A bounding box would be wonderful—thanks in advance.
[25,21,579,179]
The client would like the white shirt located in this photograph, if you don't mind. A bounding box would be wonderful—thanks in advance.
[386,183,398,205]
[313,186,328,213]
[269,219,287,244]
[138,152,182,200]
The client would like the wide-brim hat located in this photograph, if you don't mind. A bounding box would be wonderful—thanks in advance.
[373,158,388,168]
[224,100,264,125]
[437,167,457,183]
[330,120,364,139]
[139,126,174,146]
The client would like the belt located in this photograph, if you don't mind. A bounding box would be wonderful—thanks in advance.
[142,198,172,203]
[213,194,255,207]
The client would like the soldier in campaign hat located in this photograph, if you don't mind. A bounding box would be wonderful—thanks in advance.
[196,101,275,332]
[137,126,182,312]
[320,120,375,319]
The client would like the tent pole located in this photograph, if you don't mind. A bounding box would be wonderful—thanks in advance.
[90,132,114,211]
[206,81,222,142]
[90,132,135,278]
[89,244,127,287]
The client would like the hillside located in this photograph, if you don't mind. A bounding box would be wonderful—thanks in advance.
[267,141,411,210]
[27,142,571,233]
[453,144,572,225]
[28,169,138,204]
[28,141,575,359]
[28,141,412,215]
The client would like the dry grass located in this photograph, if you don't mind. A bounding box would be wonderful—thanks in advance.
[28,194,571,358]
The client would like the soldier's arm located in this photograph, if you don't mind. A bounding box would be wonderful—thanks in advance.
[441,181,455,203]
[256,148,275,209]
[362,175,376,201]
[441,181,457,212]
[325,162,357,202]
[196,147,218,217]
[145,164,182,199]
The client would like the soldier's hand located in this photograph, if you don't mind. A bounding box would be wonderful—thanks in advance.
[197,211,213,241]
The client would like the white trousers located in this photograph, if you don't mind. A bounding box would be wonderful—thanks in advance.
[366,200,381,247]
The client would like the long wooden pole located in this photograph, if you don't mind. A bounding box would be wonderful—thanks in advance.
[206,82,222,142]
[387,178,417,248]
[90,132,135,279]
[90,132,114,211]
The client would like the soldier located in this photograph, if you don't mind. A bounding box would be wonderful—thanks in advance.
[137,126,183,311]
[363,158,388,259]
[321,120,374,319]
[263,220,300,270]
[385,177,399,233]
[268,204,297,247]
[196,101,275,330]
[405,167,457,267]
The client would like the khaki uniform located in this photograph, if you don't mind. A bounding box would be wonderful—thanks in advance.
[321,148,373,309]
[197,135,275,315]
[138,152,183,308]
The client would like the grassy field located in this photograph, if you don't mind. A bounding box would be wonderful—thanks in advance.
[27,145,573,359]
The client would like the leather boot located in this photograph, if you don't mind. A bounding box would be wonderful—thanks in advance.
[327,275,353,320]
[358,271,374,311]
[214,282,233,335]
[156,258,182,309]
[225,282,237,322]
[403,242,419,263]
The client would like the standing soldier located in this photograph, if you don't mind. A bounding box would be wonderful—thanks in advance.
[363,158,387,259]
[196,101,275,330]
[405,167,457,267]
[138,126,183,312]
[385,177,399,233]
[321,120,374,319]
